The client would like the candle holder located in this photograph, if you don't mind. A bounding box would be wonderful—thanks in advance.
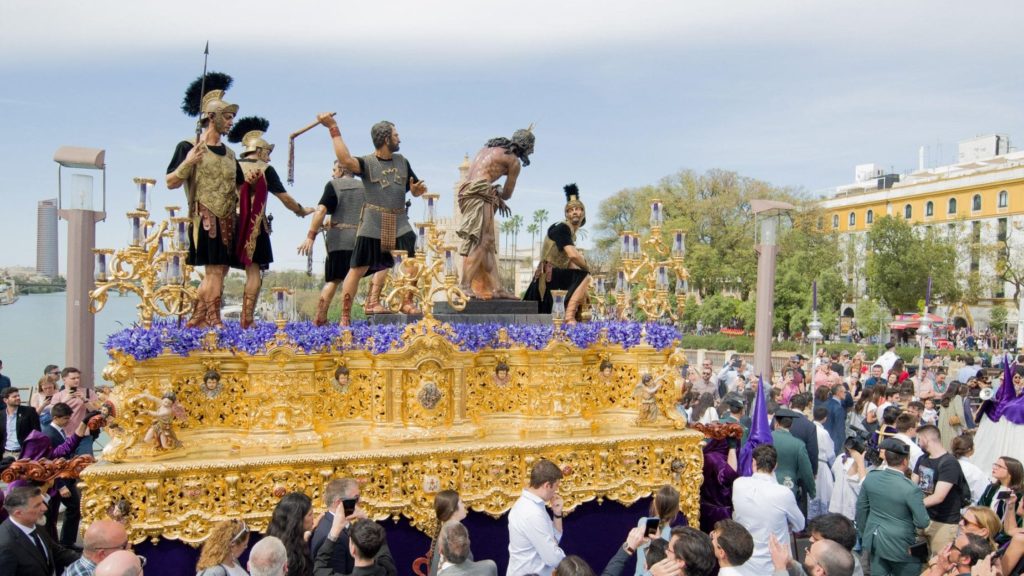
[90,195,198,329]
[376,217,469,323]
[551,289,568,331]
[602,216,689,322]
[272,287,293,331]
[422,193,439,224]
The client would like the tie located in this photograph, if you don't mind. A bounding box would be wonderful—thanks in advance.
[30,530,52,573]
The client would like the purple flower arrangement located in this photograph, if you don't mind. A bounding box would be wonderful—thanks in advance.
[105,319,680,360]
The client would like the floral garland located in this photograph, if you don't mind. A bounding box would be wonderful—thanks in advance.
[104,319,681,361]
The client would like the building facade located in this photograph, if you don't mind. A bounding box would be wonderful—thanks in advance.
[36,198,58,278]
[820,136,1024,331]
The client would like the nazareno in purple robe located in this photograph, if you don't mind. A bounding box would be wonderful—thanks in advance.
[700,437,739,533]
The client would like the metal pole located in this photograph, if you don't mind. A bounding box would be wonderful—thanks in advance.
[754,216,779,381]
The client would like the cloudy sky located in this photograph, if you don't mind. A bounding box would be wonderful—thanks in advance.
[2,1,1022,272]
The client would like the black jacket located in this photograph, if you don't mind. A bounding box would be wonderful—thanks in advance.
[310,515,395,576]
[0,517,80,576]
[0,406,40,456]
[314,536,390,576]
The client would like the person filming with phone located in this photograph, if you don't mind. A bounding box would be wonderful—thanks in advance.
[50,367,99,456]
[310,478,396,576]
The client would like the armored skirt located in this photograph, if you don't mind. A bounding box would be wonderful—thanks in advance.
[351,232,417,274]
[523,268,588,313]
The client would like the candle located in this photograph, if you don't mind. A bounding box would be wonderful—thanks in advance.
[675,278,686,296]
[157,235,164,254]
[444,249,455,277]
[137,181,147,210]
[551,290,567,320]
[631,236,640,258]
[426,196,436,223]
[621,234,629,256]
[169,255,182,283]
[616,271,626,294]
[812,280,818,311]
[926,276,932,308]
[673,231,685,257]
[95,253,107,282]
[417,226,426,253]
[131,216,142,246]
[276,290,285,315]
[657,266,668,290]
[595,276,606,296]
[650,201,663,228]
[392,252,404,277]
[177,221,188,249]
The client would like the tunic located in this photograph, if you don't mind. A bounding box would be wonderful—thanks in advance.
[522,222,588,313]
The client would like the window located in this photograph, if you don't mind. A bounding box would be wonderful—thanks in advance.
[999,190,1008,208]
[904,204,912,219]
[832,215,839,229]
[998,218,1008,242]
[948,198,957,214]
[926,201,934,216]
[866,209,874,224]
[848,212,856,227]
[972,194,982,211]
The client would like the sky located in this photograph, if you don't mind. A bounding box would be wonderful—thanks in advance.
[1,1,1022,273]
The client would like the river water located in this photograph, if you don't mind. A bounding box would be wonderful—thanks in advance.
[0,292,141,392]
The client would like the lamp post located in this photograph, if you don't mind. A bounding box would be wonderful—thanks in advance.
[53,146,106,389]
[751,199,794,381]
[918,277,933,379]
[808,281,824,367]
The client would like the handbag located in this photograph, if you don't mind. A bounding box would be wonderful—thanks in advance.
[948,414,962,427]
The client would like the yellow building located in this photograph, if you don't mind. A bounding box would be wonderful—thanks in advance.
[819,135,1023,329]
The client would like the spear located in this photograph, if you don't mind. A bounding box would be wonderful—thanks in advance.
[195,41,210,142]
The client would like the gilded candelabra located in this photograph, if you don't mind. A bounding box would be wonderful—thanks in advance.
[603,199,689,322]
[378,193,468,320]
[90,178,198,329]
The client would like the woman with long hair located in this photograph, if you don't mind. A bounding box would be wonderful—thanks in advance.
[428,489,468,576]
[266,492,314,576]
[634,485,679,576]
[978,457,1024,543]
[937,382,967,451]
[959,506,1002,547]
[952,435,990,505]
[196,519,251,576]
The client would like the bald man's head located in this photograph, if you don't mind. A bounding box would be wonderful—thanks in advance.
[84,520,129,563]
[94,550,143,576]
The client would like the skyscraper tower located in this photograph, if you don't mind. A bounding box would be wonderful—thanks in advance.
[37,198,59,278]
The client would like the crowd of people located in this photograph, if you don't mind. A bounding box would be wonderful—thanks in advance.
[3,341,1024,576]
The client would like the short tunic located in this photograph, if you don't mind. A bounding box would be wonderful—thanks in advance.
[232,161,286,270]
[523,222,588,313]
[351,156,418,272]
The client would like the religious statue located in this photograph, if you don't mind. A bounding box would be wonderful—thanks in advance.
[141,392,186,450]
[456,128,535,299]
[634,373,666,424]
[494,362,512,388]
[201,369,223,399]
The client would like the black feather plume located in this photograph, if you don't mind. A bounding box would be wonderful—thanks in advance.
[228,116,270,144]
[563,183,579,202]
[181,72,234,117]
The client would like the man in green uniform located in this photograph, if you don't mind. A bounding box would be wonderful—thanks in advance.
[771,408,816,502]
[856,439,931,576]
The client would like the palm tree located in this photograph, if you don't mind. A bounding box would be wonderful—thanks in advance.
[531,209,549,266]
[510,215,524,288]
[500,219,515,285]
[527,222,540,264]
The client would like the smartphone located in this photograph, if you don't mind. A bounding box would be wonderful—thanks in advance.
[342,498,358,517]
[645,517,660,537]
[996,491,1011,501]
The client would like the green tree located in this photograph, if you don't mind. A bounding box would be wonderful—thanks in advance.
[865,216,959,313]
[527,222,539,264]
[854,297,889,340]
[990,304,1009,331]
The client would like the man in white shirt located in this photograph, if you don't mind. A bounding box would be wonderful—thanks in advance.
[732,444,804,576]
[507,459,565,576]
[892,413,924,471]
[710,519,753,576]
[876,342,899,377]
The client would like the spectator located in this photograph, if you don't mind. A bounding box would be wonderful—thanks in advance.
[0,485,80,576]
[828,436,866,522]
[93,550,144,576]
[556,556,594,576]
[920,532,992,576]
[50,368,99,456]
[959,506,1002,547]
[809,406,835,520]
[42,402,83,547]
[732,444,804,575]
[788,394,820,478]
[310,480,395,576]
[268,492,314,576]
[429,490,468,576]
[768,535,854,576]
[914,425,968,555]
[863,364,884,391]
[772,408,816,504]
[61,520,128,576]
[31,371,58,426]
[434,521,495,576]
[634,485,679,576]
[856,439,930,576]
[780,368,801,407]
[951,435,988,504]
[823,384,848,456]
[956,356,981,385]
[1,386,40,458]
[874,386,900,423]
[597,527,653,576]
[710,519,753,576]
[507,459,566,576]
[876,343,899,377]
[893,413,924,470]
[648,526,714,576]
[314,519,387,576]
[195,519,250,576]
[250,536,288,576]
[978,456,1023,518]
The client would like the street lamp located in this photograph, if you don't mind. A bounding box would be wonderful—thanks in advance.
[751,199,794,381]
[53,146,107,389]
[808,280,824,364]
